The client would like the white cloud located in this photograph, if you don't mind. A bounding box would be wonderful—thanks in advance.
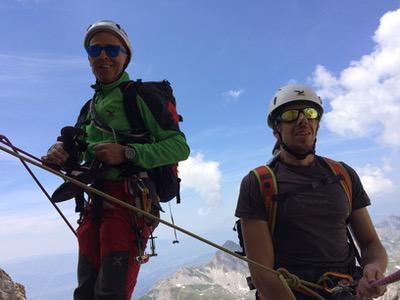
[357,160,395,196]
[312,9,400,146]
[0,54,86,82]
[179,153,222,215]
[222,88,244,102]
[0,209,76,236]
[0,207,77,260]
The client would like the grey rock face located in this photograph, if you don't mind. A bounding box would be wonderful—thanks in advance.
[375,216,400,300]
[138,240,255,300]
[0,268,26,300]
[140,215,400,300]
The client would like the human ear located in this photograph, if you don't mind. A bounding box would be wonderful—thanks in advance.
[88,56,93,67]
[273,124,280,139]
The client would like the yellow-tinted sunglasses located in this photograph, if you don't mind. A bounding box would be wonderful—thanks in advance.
[277,107,320,122]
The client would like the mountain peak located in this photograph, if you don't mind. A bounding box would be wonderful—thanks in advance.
[376,215,400,231]
[221,240,241,252]
[138,240,254,300]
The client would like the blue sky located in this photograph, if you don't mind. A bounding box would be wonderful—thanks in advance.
[1,0,400,263]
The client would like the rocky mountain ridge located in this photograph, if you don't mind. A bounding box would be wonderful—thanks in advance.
[140,216,400,300]
[0,268,25,300]
[375,215,400,300]
[1,216,399,299]
[139,240,254,300]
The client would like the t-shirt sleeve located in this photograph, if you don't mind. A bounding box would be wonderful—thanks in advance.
[235,171,268,220]
[341,162,371,211]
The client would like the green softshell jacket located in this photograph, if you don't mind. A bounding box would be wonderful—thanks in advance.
[79,72,190,180]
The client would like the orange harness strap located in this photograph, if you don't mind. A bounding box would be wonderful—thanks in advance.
[251,165,279,234]
[252,157,353,234]
[321,157,353,215]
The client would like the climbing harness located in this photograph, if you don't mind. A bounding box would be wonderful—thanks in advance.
[318,272,358,299]
[132,214,158,264]
[1,136,399,300]
[0,138,326,299]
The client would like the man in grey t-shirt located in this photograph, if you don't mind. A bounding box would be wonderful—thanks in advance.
[235,84,387,300]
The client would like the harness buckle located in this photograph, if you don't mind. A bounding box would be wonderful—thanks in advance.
[319,271,357,295]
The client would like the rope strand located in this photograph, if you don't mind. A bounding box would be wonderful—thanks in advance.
[371,269,400,287]
[0,140,332,300]
[0,136,77,236]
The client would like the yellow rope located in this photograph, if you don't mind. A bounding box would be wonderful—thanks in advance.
[276,268,327,300]
[277,271,297,300]
[0,144,327,300]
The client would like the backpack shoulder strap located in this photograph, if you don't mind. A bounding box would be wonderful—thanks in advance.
[120,79,181,132]
[75,99,92,127]
[321,157,362,264]
[120,80,146,131]
[321,157,353,213]
[251,165,279,234]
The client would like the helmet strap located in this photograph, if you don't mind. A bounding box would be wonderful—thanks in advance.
[277,132,316,160]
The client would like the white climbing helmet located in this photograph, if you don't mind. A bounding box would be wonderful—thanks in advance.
[267,83,323,127]
[84,20,132,66]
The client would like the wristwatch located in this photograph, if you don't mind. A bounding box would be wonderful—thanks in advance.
[124,146,136,161]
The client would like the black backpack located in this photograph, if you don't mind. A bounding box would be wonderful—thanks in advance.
[76,79,183,203]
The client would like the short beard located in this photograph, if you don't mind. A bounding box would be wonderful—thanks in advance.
[289,143,313,154]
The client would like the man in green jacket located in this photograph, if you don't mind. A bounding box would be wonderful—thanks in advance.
[42,20,190,300]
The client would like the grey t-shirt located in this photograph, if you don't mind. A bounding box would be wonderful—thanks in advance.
[235,156,370,270]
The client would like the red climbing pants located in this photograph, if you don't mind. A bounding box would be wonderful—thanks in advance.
[73,180,151,300]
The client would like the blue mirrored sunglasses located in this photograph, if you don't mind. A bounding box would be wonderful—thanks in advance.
[86,44,127,58]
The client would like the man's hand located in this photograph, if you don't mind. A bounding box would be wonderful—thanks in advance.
[356,263,387,299]
[41,142,69,166]
[93,143,126,165]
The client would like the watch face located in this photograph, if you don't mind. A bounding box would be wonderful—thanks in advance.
[125,147,135,160]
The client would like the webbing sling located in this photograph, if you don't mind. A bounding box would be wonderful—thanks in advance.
[252,156,353,234]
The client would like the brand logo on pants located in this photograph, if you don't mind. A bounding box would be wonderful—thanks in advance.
[113,256,123,267]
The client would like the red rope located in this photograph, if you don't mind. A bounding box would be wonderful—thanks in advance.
[0,134,77,237]
[371,269,400,287]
